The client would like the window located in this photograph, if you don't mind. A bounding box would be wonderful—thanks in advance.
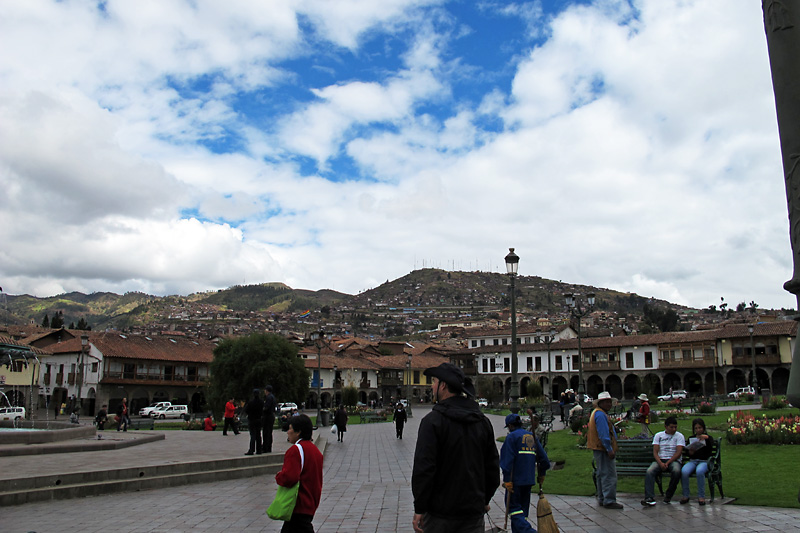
[504,358,510,372]
[645,352,653,368]
[555,356,563,371]
[527,357,533,372]
[525,337,531,344]
[572,355,579,369]
[625,352,634,368]
[413,370,420,384]
[91,362,98,372]
[471,340,478,347]
[502,339,508,345]
[480,340,486,347]
[682,349,691,361]
[535,357,542,372]
[490,359,496,372]
[483,359,489,373]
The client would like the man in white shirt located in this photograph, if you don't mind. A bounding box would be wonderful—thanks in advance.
[642,416,685,506]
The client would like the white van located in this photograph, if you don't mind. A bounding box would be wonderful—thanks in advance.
[0,406,26,421]
[150,405,188,419]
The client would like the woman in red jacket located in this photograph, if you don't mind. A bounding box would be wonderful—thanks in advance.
[275,414,323,532]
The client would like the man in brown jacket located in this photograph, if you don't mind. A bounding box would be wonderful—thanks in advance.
[587,391,622,509]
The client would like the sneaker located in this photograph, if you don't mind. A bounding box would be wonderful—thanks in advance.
[641,499,657,507]
[663,498,671,504]
[679,498,690,505]
[604,502,624,510]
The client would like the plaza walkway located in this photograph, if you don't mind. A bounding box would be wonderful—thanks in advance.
[2,405,799,532]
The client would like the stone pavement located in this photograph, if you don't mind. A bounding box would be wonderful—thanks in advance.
[2,406,800,532]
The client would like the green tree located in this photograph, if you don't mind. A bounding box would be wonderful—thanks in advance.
[41,314,50,328]
[526,380,543,399]
[76,317,91,330]
[206,333,309,414]
[342,385,358,407]
[50,311,64,329]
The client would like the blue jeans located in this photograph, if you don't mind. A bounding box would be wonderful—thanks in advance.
[681,459,709,499]
[593,449,618,505]
[645,460,681,500]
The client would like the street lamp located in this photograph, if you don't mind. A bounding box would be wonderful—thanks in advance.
[307,329,326,426]
[545,328,556,401]
[564,292,595,405]
[748,324,757,397]
[77,334,88,416]
[505,248,520,414]
[406,354,413,418]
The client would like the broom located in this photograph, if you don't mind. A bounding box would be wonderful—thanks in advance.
[536,483,559,533]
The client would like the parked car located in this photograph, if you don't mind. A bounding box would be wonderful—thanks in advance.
[0,406,25,421]
[477,398,488,408]
[279,402,298,414]
[139,401,171,417]
[657,390,688,402]
[728,386,756,399]
[150,405,188,419]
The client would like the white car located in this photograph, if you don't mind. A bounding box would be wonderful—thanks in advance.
[150,405,188,419]
[477,398,488,408]
[0,406,25,421]
[139,402,171,417]
[279,402,298,414]
[728,386,756,399]
[657,390,688,402]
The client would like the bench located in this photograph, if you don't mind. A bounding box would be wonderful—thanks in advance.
[591,439,724,501]
[711,394,739,407]
[359,411,384,423]
[128,418,155,430]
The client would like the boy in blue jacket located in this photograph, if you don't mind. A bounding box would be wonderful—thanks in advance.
[500,413,551,533]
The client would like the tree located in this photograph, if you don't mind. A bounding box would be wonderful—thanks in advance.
[749,301,759,314]
[50,311,64,329]
[41,314,50,328]
[342,385,358,407]
[736,302,747,313]
[76,317,91,330]
[643,304,679,332]
[526,381,543,399]
[206,333,309,415]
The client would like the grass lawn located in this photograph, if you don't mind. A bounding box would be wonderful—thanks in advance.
[541,408,800,509]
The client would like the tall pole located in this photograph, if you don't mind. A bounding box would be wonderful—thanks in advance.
[406,354,413,418]
[78,334,88,416]
[505,248,520,414]
[565,293,595,405]
[546,328,555,401]
[762,0,800,409]
[749,324,757,396]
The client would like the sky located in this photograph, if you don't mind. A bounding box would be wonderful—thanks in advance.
[0,0,795,311]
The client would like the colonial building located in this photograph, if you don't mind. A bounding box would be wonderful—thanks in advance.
[451,321,796,401]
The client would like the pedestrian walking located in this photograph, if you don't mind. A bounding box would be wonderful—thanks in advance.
[412,363,500,533]
[333,405,348,443]
[274,414,323,532]
[393,402,407,439]
[500,413,550,533]
[244,389,264,455]
[116,397,129,432]
[587,391,623,509]
[222,397,240,436]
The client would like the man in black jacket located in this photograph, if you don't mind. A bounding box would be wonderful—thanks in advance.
[261,385,277,453]
[244,389,264,455]
[412,363,500,533]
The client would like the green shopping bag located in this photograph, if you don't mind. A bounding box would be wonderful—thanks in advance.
[267,482,300,520]
[267,441,305,521]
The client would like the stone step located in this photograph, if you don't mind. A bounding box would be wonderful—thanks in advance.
[0,454,284,506]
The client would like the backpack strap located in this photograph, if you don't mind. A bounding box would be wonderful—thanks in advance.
[295,441,305,472]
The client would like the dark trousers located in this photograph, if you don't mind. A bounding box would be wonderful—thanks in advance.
[280,513,314,532]
[396,422,405,438]
[248,420,262,453]
[262,416,275,452]
[223,417,239,435]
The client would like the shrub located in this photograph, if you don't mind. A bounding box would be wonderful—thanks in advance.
[697,401,716,414]
[570,414,590,433]
[184,420,203,431]
[761,395,790,410]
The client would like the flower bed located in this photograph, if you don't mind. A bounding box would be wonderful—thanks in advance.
[726,411,800,445]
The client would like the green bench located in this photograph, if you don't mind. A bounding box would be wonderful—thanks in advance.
[359,411,384,423]
[128,418,155,430]
[591,438,724,501]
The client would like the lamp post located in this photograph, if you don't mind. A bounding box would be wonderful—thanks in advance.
[406,354,413,418]
[545,328,556,401]
[564,292,595,405]
[307,329,326,426]
[505,248,520,414]
[77,334,88,416]
[333,364,338,406]
[748,324,757,397]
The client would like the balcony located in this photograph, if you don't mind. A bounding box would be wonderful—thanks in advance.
[359,380,371,389]
[732,354,781,366]
[380,377,402,387]
[56,373,64,385]
[659,357,715,369]
[101,371,208,386]
[582,360,621,371]
[43,373,51,385]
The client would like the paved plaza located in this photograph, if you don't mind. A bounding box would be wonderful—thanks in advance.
[2,406,800,532]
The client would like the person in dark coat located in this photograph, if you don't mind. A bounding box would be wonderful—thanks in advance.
[412,363,500,533]
[244,389,264,455]
[333,405,348,443]
[393,403,408,439]
[262,385,278,452]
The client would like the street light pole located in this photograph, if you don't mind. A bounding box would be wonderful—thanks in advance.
[545,328,556,401]
[748,324,757,397]
[406,354,413,418]
[78,334,88,416]
[505,248,520,414]
[564,292,595,405]
[308,329,326,426]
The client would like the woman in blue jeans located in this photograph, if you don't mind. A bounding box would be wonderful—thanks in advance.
[680,418,714,505]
